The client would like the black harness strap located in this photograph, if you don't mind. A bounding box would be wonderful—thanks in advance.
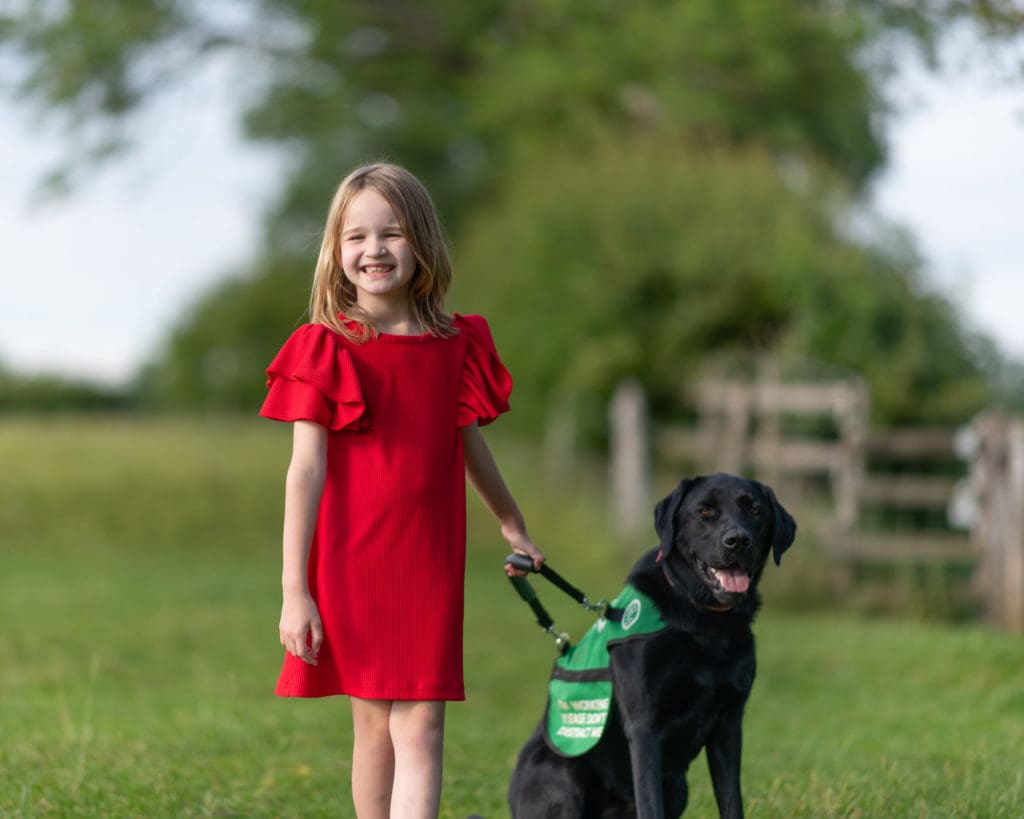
[535,565,592,608]
[507,575,556,632]
[504,554,609,653]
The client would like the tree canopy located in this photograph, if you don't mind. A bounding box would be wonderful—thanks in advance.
[452,137,992,432]
[2,0,1023,423]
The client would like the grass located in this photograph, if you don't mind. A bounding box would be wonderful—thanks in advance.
[1,415,1023,817]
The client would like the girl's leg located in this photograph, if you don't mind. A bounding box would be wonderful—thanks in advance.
[350,698,395,819]
[388,700,446,819]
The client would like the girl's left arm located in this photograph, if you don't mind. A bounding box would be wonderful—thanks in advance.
[462,422,545,572]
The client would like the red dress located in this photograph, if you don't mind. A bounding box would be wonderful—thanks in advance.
[259,313,512,700]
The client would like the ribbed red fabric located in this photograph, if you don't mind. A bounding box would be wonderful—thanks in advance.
[260,314,512,700]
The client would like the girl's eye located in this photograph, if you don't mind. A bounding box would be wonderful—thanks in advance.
[345,234,364,242]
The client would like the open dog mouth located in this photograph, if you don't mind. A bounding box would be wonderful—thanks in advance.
[695,557,751,594]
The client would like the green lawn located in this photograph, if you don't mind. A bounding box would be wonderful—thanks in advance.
[1,416,1022,818]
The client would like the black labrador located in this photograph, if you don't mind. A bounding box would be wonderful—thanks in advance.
[507,473,797,819]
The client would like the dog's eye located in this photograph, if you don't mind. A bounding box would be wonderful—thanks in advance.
[698,506,716,519]
[750,504,762,517]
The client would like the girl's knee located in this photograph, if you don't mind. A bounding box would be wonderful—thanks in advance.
[403,701,446,730]
[351,698,394,750]
[391,701,446,753]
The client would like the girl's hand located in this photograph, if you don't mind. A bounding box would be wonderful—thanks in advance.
[280,590,323,665]
[504,532,546,577]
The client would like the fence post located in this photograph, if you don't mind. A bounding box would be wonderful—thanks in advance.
[609,379,651,544]
[969,413,1001,628]
[697,381,752,475]
[970,412,1024,633]
[756,357,781,488]
[1003,419,1024,632]
[833,379,869,532]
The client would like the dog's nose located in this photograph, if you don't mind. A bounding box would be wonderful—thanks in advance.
[722,528,751,550]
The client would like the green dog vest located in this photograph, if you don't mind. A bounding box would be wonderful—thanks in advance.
[546,584,667,757]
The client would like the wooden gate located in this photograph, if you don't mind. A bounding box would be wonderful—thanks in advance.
[609,371,1024,631]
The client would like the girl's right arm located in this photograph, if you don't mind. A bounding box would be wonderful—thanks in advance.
[279,419,327,665]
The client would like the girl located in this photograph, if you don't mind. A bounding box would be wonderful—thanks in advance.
[259,162,544,819]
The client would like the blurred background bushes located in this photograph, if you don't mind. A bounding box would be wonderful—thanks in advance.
[2,0,1023,431]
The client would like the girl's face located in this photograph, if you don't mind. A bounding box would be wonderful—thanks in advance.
[340,189,416,307]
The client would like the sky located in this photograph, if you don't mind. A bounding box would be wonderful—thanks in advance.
[1,44,1022,386]
[872,44,1024,359]
[0,59,279,385]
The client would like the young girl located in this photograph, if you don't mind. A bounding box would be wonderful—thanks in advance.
[259,162,544,819]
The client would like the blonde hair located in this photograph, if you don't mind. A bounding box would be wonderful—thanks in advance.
[310,163,455,341]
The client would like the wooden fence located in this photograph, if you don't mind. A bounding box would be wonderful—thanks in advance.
[608,375,1024,632]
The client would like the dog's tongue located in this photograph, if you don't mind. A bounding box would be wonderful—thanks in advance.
[715,568,750,593]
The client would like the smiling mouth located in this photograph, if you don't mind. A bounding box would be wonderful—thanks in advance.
[361,265,393,274]
[695,556,751,594]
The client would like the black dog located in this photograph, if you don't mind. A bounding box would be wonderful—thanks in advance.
[508,473,796,819]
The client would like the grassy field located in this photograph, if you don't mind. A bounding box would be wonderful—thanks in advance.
[1,415,1023,818]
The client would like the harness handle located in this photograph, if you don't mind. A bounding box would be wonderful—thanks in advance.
[503,554,609,653]
[504,554,605,612]
[504,552,537,574]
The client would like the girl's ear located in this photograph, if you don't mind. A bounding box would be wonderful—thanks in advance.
[654,478,698,556]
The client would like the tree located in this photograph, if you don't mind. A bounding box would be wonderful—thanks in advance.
[5,1,1020,201]
[0,363,133,412]
[452,137,990,436]
[471,0,886,184]
[2,0,1021,415]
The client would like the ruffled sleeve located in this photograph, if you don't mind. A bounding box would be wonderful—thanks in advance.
[456,314,513,428]
[259,324,370,431]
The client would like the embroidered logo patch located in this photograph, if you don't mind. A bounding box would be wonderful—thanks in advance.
[621,598,642,630]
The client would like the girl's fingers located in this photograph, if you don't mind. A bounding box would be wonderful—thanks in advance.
[294,642,316,665]
[310,619,324,655]
[280,627,318,665]
[519,543,545,568]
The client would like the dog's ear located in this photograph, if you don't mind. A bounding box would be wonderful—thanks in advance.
[764,486,797,566]
[654,478,697,556]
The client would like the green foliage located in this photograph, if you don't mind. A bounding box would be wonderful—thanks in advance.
[779,229,991,424]
[472,0,884,185]
[135,263,310,409]
[2,1,1023,417]
[0,366,133,412]
[7,2,182,113]
[453,137,988,434]
[455,140,798,430]
[2,416,1024,817]
[243,0,508,226]
[1,0,189,189]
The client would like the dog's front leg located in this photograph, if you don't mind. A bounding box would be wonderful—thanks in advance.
[706,713,744,819]
[611,657,667,819]
[622,718,666,819]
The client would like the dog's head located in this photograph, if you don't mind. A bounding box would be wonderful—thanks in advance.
[654,473,796,608]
